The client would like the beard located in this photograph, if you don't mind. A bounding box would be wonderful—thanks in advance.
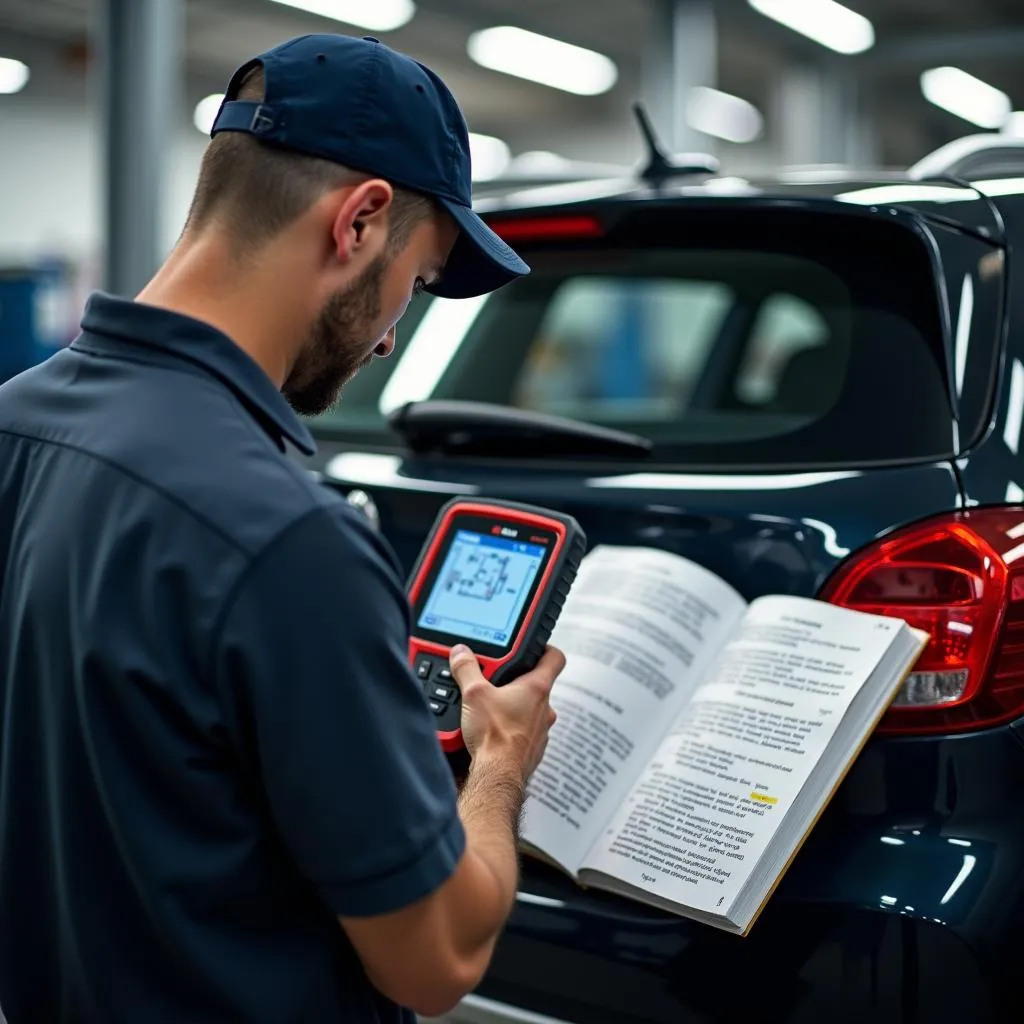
[282,253,387,417]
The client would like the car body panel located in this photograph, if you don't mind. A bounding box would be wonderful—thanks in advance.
[956,191,1024,509]
[319,456,960,596]
[308,167,1024,1022]
[316,454,1007,1022]
[476,725,1024,1024]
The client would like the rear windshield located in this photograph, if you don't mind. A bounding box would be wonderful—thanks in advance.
[311,204,954,468]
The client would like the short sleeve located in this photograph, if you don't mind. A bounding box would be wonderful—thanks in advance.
[212,502,465,917]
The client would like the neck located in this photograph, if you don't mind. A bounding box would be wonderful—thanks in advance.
[136,229,307,388]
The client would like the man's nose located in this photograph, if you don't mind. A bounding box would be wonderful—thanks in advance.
[375,327,396,358]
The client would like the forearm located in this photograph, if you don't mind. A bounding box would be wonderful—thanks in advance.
[339,752,526,1014]
[451,750,525,957]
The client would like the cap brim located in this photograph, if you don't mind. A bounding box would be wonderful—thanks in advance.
[427,199,530,299]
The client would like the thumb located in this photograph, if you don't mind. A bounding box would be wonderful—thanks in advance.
[449,645,484,689]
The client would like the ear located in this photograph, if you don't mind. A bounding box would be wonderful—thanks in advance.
[330,179,394,267]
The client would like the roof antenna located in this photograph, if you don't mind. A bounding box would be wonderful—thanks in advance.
[632,102,719,185]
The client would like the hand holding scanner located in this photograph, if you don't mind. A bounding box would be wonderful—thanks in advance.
[407,498,587,753]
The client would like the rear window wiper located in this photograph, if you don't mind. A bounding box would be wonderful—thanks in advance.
[387,401,653,460]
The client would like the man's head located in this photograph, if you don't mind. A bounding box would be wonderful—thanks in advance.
[181,34,528,415]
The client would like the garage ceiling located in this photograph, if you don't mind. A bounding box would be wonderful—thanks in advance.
[1,0,1024,171]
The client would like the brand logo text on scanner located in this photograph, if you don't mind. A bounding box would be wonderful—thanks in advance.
[489,525,550,544]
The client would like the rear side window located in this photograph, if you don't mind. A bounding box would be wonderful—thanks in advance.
[313,205,955,468]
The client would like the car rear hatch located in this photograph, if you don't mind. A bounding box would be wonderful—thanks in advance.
[314,189,1005,588]
[312,193,1008,1022]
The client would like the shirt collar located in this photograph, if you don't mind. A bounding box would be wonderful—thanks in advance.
[75,292,317,456]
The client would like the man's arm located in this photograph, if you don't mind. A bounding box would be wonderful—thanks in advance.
[340,644,560,1016]
[214,504,561,1018]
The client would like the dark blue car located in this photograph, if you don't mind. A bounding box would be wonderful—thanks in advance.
[306,133,1024,1024]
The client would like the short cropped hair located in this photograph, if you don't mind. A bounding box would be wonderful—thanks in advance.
[185,66,434,254]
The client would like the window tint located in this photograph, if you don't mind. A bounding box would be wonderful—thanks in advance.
[734,295,829,406]
[311,207,955,467]
[511,278,732,420]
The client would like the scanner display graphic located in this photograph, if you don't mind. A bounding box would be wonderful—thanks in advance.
[417,530,546,647]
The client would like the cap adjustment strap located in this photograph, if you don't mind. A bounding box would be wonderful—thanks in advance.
[210,100,281,139]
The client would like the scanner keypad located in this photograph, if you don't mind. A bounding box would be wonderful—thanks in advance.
[416,655,461,725]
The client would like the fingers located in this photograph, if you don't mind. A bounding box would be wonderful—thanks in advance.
[538,645,567,677]
[523,645,566,695]
[448,644,486,693]
[449,643,566,705]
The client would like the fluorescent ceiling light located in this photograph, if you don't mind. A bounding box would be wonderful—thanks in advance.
[0,57,29,95]
[686,86,763,144]
[469,132,511,181]
[193,93,225,135]
[467,26,618,96]
[920,67,1010,129]
[267,0,415,32]
[747,0,874,54]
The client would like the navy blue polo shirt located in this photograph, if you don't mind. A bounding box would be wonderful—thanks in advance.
[0,293,465,1023]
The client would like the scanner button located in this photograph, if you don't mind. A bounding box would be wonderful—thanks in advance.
[416,658,432,679]
[431,684,455,701]
[428,699,446,715]
[436,667,452,682]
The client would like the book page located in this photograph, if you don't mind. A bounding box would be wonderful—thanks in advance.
[521,545,747,875]
[580,596,906,912]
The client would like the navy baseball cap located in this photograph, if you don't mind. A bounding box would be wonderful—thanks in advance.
[210,33,529,299]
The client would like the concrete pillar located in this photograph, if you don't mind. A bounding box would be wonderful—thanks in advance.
[97,0,182,297]
[642,0,718,153]
[775,61,876,168]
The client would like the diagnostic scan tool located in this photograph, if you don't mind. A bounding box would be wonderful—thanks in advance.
[408,498,587,753]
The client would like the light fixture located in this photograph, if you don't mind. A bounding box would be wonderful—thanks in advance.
[469,132,512,181]
[467,26,618,96]
[920,67,1011,129]
[267,0,415,33]
[0,57,30,95]
[747,0,874,54]
[685,86,763,144]
[193,93,225,135]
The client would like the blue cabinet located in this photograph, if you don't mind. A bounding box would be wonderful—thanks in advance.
[0,263,73,384]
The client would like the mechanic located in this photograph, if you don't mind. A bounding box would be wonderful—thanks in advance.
[0,33,564,1024]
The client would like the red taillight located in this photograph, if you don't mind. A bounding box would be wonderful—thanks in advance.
[486,215,604,242]
[819,508,1024,735]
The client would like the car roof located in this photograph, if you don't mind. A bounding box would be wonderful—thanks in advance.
[472,133,1024,245]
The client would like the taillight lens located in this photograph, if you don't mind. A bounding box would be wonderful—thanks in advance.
[819,508,1024,734]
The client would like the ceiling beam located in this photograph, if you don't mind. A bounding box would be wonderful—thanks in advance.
[867,28,1024,67]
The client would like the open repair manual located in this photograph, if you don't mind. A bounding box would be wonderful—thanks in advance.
[521,545,928,936]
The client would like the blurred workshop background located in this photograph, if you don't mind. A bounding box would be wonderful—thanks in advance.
[0,0,1023,376]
